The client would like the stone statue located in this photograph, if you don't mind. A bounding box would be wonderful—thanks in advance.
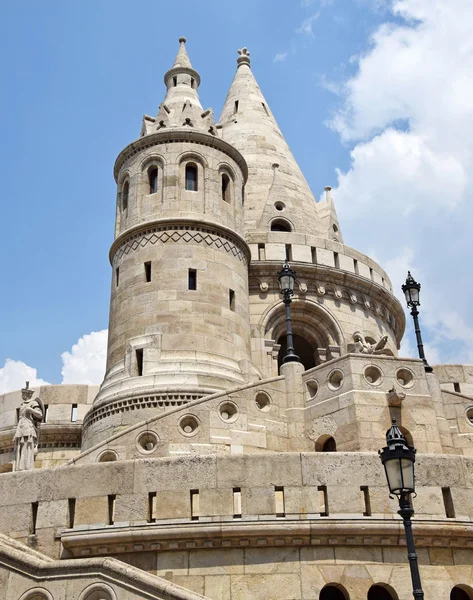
[353,332,393,356]
[14,382,44,471]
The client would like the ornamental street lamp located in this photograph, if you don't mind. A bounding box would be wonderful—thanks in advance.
[277,263,300,364]
[401,272,433,373]
[379,419,424,599]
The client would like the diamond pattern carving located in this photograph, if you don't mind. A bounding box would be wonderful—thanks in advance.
[113,225,247,265]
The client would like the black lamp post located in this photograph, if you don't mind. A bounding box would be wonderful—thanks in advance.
[401,272,433,373]
[277,263,300,363]
[379,419,424,599]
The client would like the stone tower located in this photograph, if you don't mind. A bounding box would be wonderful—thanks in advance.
[2,39,473,600]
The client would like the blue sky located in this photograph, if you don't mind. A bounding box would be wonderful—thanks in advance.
[1,0,472,390]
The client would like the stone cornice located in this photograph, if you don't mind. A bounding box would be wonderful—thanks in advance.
[114,129,248,182]
[109,219,251,266]
[250,261,406,342]
[61,518,473,557]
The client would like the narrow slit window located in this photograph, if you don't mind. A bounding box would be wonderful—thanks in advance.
[262,102,269,116]
[234,100,239,114]
[16,407,20,424]
[229,289,235,311]
[190,489,199,521]
[144,261,152,283]
[68,498,76,528]
[30,502,38,534]
[188,268,197,290]
[369,267,374,281]
[334,252,340,269]
[173,76,177,87]
[241,184,245,205]
[285,244,292,262]
[43,404,48,423]
[115,267,119,287]
[318,485,328,517]
[148,492,157,523]
[122,181,129,211]
[148,166,158,194]
[136,348,144,376]
[258,244,265,261]
[185,164,198,191]
[221,173,230,202]
[233,488,242,518]
[454,382,461,393]
[311,247,317,264]
[191,77,195,88]
[275,486,285,518]
[71,404,78,422]
[107,495,116,525]
[354,259,359,274]
[361,486,372,516]
[442,487,455,518]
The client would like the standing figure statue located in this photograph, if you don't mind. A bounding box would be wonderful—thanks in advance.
[14,382,44,471]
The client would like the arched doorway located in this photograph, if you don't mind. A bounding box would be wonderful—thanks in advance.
[451,586,473,600]
[320,584,349,600]
[315,434,337,452]
[367,584,397,600]
[277,333,316,371]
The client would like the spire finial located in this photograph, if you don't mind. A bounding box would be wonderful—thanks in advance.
[179,36,186,44]
[324,186,333,201]
[237,47,251,68]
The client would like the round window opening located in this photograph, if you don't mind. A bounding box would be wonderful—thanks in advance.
[396,368,415,388]
[328,369,344,391]
[219,401,238,423]
[274,201,285,211]
[466,408,473,425]
[364,365,383,386]
[136,431,159,453]
[255,392,271,412]
[306,380,319,399]
[179,415,200,436]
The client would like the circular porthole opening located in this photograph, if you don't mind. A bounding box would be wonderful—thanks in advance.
[255,392,271,412]
[219,401,238,423]
[396,368,414,388]
[179,415,200,436]
[136,431,159,453]
[364,365,383,386]
[306,380,319,399]
[466,408,473,425]
[328,369,344,391]
[274,201,285,211]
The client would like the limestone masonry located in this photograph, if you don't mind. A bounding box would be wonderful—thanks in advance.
[1,38,473,600]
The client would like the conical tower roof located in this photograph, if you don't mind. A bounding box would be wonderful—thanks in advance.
[141,38,216,136]
[218,48,324,237]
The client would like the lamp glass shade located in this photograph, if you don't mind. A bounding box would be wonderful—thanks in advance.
[383,455,415,495]
[404,285,419,306]
[278,264,296,292]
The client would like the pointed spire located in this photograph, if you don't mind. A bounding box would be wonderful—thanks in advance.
[318,186,344,243]
[218,48,324,236]
[140,38,216,136]
[172,36,193,70]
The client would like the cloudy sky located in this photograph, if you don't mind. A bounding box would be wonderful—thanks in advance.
[1,0,472,393]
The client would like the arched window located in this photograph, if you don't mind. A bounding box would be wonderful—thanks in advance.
[185,163,198,191]
[221,173,230,202]
[315,434,337,453]
[148,166,158,194]
[122,181,129,211]
[451,586,473,600]
[367,584,397,600]
[271,219,291,232]
[320,584,349,600]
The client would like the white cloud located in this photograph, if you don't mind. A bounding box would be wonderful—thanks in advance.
[61,330,108,385]
[273,52,288,62]
[296,12,320,37]
[0,359,50,395]
[330,0,473,364]
[0,329,108,394]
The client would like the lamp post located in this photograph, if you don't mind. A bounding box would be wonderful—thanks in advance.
[277,263,300,363]
[401,272,433,373]
[379,419,424,599]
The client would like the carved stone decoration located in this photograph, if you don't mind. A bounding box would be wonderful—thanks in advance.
[387,388,406,407]
[316,284,325,296]
[13,382,44,471]
[334,288,343,299]
[298,281,308,293]
[259,281,269,293]
[352,332,394,356]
